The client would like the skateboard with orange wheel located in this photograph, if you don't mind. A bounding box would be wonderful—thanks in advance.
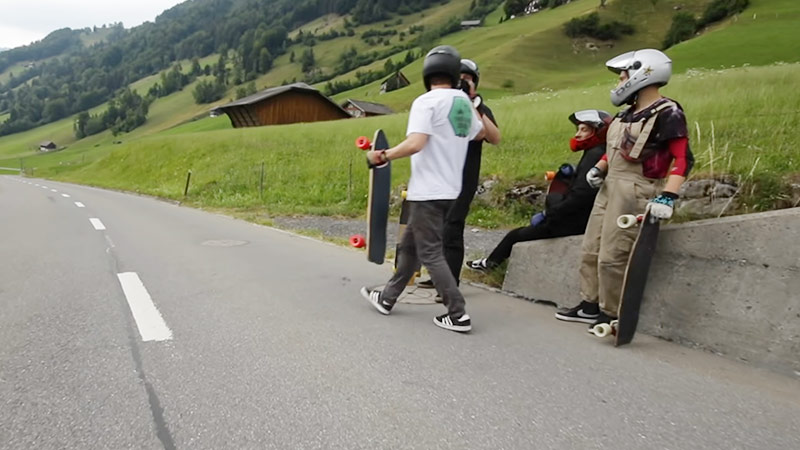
[355,130,391,264]
[540,163,575,222]
[544,163,575,197]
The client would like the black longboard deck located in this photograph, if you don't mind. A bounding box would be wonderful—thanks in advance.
[366,129,391,264]
[546,170,571,196]
[615,210,661,346]
[544,164,574,210]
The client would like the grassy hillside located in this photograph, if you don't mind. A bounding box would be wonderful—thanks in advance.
[10,62,798,227]
[2,0,799,228]
[669,0,800,71]
[253,0,476,89]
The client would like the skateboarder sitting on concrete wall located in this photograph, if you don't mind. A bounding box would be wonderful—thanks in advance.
[360,45,485,333]
[464,109,611,272]
[413,58,501,290]
[555,49,694,328]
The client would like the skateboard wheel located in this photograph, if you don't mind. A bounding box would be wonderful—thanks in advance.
[401,190,407,199]
[592,323,613,338]
[544,171,556,181]
[355,136,371,150]
[617,214,644,229]
[350,234,366,248]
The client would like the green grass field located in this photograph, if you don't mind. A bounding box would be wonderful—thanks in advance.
[2,0,798,228]
[10,62,798,227]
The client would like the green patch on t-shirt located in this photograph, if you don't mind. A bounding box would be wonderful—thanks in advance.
[448,97,473,137]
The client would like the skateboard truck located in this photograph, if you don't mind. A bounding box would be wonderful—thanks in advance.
[617,214,645,229]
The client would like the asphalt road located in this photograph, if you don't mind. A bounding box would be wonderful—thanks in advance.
[1,175,799,450]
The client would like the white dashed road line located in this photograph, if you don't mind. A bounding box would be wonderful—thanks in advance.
[61,193,71,198]
[50,189,58,192]
[89,218,106,230]
[75,202,85,208]
[116,273,173,342]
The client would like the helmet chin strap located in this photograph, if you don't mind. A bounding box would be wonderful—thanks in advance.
[625,92,639,106]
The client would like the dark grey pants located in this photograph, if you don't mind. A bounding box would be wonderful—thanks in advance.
[382,200,466,317]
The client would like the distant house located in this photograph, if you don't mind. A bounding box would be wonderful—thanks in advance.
[460,20,482,30]
[380,71,410,94]
[39,141,56,152]
[213,82,350,128]
[341,99,394,118]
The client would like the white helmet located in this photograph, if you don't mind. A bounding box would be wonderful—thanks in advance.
[606,49,672,106]
[569,109,612,129]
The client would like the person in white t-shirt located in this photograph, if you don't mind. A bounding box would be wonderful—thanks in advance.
[360,45,484,333]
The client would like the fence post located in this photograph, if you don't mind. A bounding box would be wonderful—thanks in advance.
[19,159,24,174]
[259,162,265,198]
[348,156,353,202]
[184,170,192,197]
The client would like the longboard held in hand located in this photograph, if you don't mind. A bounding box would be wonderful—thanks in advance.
[355,130,391,265]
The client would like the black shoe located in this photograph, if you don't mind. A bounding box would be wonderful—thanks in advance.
[587,311,616,333]
[417,279,435,289]
[464,258,491,273]
[433,313,472,332]
[360,287,393,315]
[554,300,599,324]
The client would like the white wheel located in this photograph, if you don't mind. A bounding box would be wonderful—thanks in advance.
[592,323,612,338]
[617,214,638,229]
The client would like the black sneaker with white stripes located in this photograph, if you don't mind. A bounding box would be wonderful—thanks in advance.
[464,258,492,273]
[554,300,599,324]
[433,313,472,332]
[360,287,393,315]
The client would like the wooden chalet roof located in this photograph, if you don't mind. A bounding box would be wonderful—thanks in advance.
[214,82,347,114]
[343,99,394,116]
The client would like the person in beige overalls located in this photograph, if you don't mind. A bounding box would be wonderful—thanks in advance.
[555,49,694,328]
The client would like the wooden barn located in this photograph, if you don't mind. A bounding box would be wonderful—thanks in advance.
[341,99,394,118]
[380,71,410,94]
[38,141,57,152]
[214,82,350,128]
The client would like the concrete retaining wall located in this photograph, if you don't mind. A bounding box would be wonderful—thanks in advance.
[503,208,800,377]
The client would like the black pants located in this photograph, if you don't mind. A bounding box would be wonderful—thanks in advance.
[442,147,482,284]
[487,219,585,265]
[383,200,466,317]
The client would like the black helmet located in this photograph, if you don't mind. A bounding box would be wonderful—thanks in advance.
[460,58,480,87]
[423,45,461,91]
[568,109,612,129]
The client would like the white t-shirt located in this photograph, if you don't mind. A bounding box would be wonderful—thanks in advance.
[405,88,484,201]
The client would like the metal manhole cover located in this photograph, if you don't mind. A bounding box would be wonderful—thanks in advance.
[201,239,249,247]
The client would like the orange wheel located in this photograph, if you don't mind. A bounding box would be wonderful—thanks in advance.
[355,136,371,150]
[350,234,366,248]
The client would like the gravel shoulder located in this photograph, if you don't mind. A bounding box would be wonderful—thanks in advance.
[271,215,512,259]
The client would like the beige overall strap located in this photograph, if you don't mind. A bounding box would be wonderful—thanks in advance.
[628,101,676,160]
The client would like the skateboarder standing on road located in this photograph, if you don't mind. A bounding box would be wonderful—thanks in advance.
[555,49,694,328]
[464,109,610,272]
[360,45,484,333]
[416,58,501,290]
